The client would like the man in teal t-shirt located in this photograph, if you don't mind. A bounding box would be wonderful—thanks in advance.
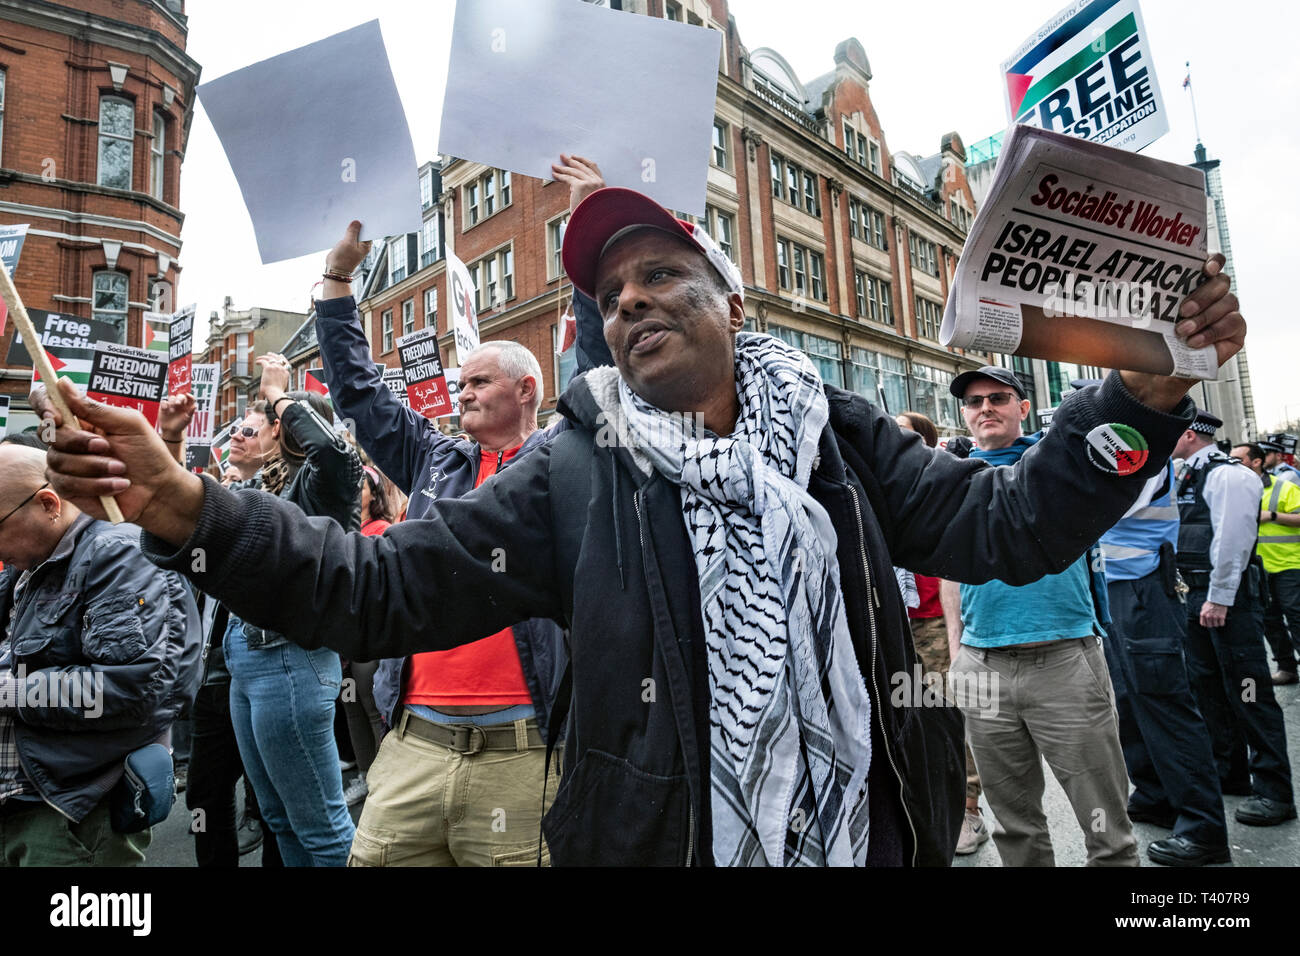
[940,366,1137,867]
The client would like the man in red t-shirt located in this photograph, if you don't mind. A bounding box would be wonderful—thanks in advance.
[323,157,607,866]
[346,337,560,867]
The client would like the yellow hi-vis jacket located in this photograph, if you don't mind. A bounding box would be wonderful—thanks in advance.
[1257,474,1300,573]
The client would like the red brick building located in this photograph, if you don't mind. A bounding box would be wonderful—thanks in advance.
[0,0,199,430]
[197,297,308,426]
[357,0,988,436]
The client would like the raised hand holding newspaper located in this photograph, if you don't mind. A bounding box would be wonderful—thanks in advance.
[941,124,1219,379]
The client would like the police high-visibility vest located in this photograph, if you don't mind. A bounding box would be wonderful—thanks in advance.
[1257,474,1300,573]
[1101,461,1180,582]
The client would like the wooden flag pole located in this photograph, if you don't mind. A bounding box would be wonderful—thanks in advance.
[0,265,126,524]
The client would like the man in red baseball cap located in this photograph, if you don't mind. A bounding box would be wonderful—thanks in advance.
[38,183,1246,867]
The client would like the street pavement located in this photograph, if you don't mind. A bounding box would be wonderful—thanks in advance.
[143,685,1300,867]
[143,768,366,868]
[955,680,1300,867]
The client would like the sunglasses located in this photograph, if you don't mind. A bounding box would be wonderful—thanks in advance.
[961,391,1019,410]
[229,424,260,438]
[0,481,50,527]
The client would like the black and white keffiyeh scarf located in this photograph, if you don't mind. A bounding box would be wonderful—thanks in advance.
[617,332,872,866]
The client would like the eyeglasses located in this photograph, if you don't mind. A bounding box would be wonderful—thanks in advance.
[229,424,259,438]
[961,391,1018,410]
[0,482,50,528]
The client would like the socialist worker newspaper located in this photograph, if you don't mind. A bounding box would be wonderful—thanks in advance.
[940,124,1218,379]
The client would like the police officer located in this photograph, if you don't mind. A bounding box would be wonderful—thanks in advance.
[1175,410,1296,826]
[1100,456,1229,865]
[1229,441,1300,686]
[1261,437,1300,485]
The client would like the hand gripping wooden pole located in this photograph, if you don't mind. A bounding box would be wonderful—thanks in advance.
[0,265,126,524]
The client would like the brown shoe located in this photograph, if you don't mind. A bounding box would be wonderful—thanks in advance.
[1272,671,1299,686]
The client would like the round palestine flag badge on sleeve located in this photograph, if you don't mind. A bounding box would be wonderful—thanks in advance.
[1085,423,1149,476]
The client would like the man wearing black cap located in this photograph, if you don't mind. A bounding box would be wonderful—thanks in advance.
[941,366,1139,866]
[34,185,1247,866]
[1174,411,1295,826]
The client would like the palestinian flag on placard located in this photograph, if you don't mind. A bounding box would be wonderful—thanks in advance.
[32,344,93,389]
[304,367,329,396]
[142,312,170,353]
[210,427,233,473]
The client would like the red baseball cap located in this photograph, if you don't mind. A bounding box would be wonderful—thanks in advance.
[562,187,744,303]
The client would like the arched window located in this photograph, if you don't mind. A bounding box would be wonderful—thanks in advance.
[98,97,134,189]
[93,270,129,341]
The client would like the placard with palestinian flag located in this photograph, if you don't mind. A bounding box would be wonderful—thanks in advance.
[0,395,9,439]
[168,305,196,395]
[210,424,233,474]
[303,366,330,396]
[28,343,93,391]
[7,309,119,372]
[23,330,97,395]
[396,327,452,419]
[142,312,171,354]
[86,341,168,427]
[1001,0,1167,154]
[185,363,220,473]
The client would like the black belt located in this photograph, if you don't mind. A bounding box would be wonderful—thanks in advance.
[395,709,543,754]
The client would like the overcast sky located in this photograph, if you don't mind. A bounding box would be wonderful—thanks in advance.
[179,0,1300,429]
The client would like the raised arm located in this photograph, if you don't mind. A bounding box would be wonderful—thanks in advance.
[157,392,196,466]
[835,371,1194,586]
[316,221,454,493]
[845,253,1240,586]
[258,352,362,523]
[37,379,564,664]
[552,155,614,372]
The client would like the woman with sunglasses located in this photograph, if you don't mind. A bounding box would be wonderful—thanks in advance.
[152,395,284,866]
[219,353,362,866]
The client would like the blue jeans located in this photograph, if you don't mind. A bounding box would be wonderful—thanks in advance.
[224,618,355,866]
